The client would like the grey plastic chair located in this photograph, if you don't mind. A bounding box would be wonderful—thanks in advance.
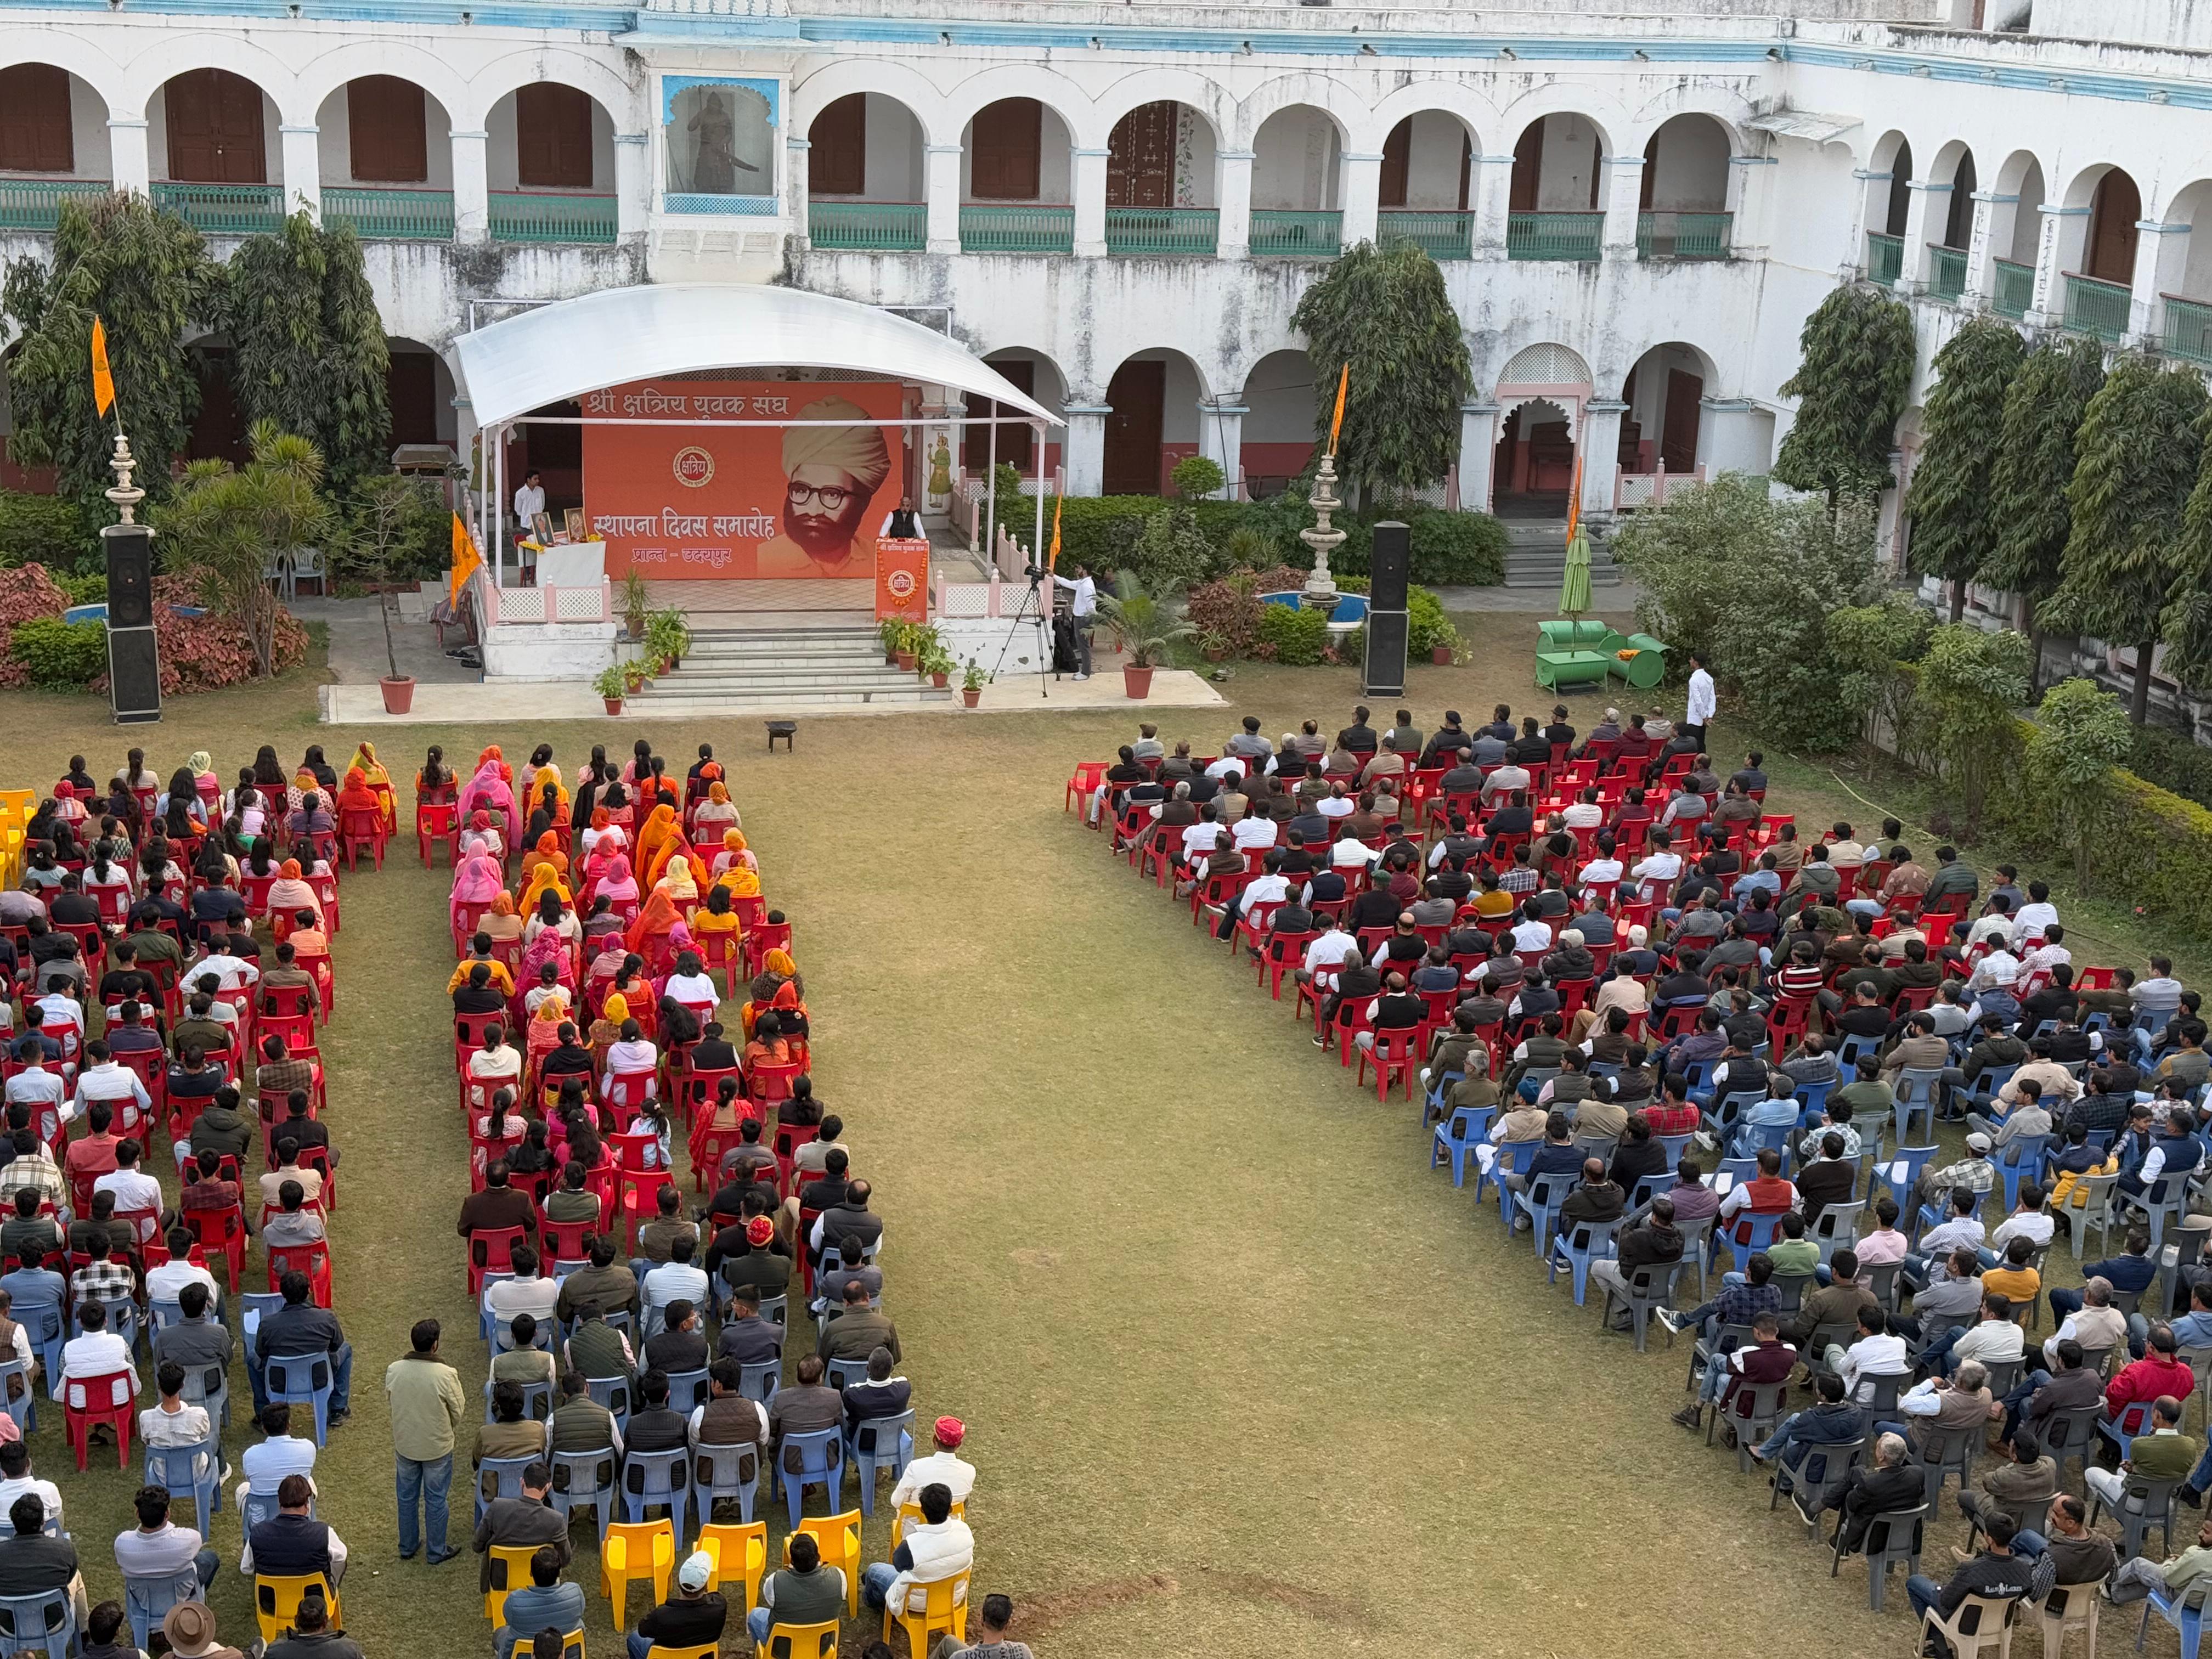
[1684,1321,1757,1392]
[823,1355,871,1393]
[1830,1500,1927,1612]
[1771,1433,1866,1536]
[1865,1261,1904,1312]
[622,1445,691,1543]
[1812,1200,1865,1266]
[123,1569,200,1653]
[584,1374,633,1429]
[737,1358,781,1405]
[662,1367,711,1412]
[1769,1271,1815,1316]
[690,1440,758,1527]
[1679,1215,1717,1300]
[2090,1471,2181,1561]
[1599,1257,1684,1352]
[0,1588,74,1659]
[549,1447,617,1540]
[482,1375,555,1423]
[473,1454,537,1527]
[2072,1172,2123,1261]
[1915,1421,1982,1509]
[1711,1378,1789,1472]
[2041,1401,2104,1491]
[1979,1356,2024,1401]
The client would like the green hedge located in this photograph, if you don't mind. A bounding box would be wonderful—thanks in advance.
[9,618,105,687]
[0,492,97,572]
[2126,725,2212,814]
[1256,603,1329,666]
[1982,751,2212,946]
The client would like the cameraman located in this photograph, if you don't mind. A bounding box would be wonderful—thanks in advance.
[1051,563,1097,681]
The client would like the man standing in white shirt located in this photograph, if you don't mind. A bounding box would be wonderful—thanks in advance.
[1685,651,1716,749]
[512,470,546,585]
[1051,562,1097,680]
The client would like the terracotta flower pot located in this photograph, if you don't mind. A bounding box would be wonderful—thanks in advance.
[895,650,917,672]
[1431,646,1453,665]
[1122,664,1154,699]
[884,650,899,666]
[962,688,981,708]
[930,671,949,689]
[1203,647,1228,663]
[379,675,415,715]
[603,697,623,715]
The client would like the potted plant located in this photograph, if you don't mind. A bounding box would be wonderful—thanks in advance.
[333,472,439,715]
[1097,571,1194,701]
[919,644,955,689]
[646,608,691,673]
[622,570,651,640]
[594,660,629,716]
[961,658,986,708]
[892,622,919,673]
[1197,628,1230,664]
[878,618,904,665]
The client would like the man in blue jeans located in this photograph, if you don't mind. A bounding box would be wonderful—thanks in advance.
[383,1318,466,1565]
[1905,1508,2050,1653]
[255,1269,354,1424]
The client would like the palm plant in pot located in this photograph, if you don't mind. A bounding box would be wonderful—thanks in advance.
[1097,572,1194,700]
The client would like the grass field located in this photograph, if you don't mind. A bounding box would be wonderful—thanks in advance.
[0,602,2182,1659]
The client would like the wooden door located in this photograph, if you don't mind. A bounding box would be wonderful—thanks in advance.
[969,99,1041,201]
[185,350,248,465]
[347,76,428,183]
[1107,102,1176,209]
[516,84,594,190]
[1661,370,1704,473]
[1103,360,1166,496]
[2087,171,2142,285]
[1379,120,1410,209]
[0,65,74,174]
[810,94,866,196]
[1509,122,1541,212]
[165,69,266,184]
[387,353,439,447]
[963,359,1035,476]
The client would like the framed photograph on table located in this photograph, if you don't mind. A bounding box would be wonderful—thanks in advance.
[530,511,554,546]
[562,509,585,542]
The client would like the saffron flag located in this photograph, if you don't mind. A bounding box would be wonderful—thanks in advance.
[1564,455,1585,541]
[1048,492,1063,572]
[448,514,483,607]
[1328,362,1349,453]
[90,317,115,419]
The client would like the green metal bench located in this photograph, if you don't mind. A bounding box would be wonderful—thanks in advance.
[1607,633,1670,691]
[1536,619,1613,653]
[1536,650,1612,692]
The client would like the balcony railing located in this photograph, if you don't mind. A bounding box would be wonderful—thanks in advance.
[808,200,927,252]
[322,187,454,240]
[2063,272,2131,343]
[1249,209,1342,257]
[1378,209,1472,260]
[1637,210,1731,260]
[151,182,284,235]
[1508,211,1602,262]
[488,192,617,245]
[1865,232,1903,286]
[1925,243,1967,302]
[1104,206,1218,256]
[2164,295,2212,368]
[960,204,1073,254]
[1992,258,2035,320]
[0,179,110,232]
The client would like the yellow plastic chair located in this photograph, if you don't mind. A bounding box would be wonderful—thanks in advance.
[696,1520,769,1618]
[754,1617,838,1659]
[559,1631,586,1659]
[882,1569,969,1657]
[483,1542,543,1626]
[890,1499,965,1551]
[600,1517,676,1625]
[254,1573,341,1647]
[783,1509,861,1618]
[645,1645,718,1659]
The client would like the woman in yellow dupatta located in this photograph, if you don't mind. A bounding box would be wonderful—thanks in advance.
[645,828,707,896]
[518,831,569,891]
[348,742,397,831]
[587,991,627,1070]
[708,828,757,884]
[518,853,573,916]
[633,802,678,880]
[740,945,799,1037]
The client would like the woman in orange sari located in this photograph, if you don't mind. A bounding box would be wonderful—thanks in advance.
[624,888,693,966]
[481,890,524,945]
[335,764,386,832]
[518,831,568,893]
[524,991,570,1097]
[692,781,739,839]
[633,803,679,881]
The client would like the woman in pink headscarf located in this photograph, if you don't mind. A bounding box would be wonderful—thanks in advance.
[589,856,640,918]
[518,918,572,990]
[449,847,505,932]
[459,755,520,848]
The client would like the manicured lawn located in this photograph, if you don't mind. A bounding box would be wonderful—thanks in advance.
[0,605,2169,1657]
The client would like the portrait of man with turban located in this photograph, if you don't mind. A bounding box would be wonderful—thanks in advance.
[758,395,894,577]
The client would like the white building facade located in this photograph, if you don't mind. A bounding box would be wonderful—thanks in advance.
[4,0,2212,531]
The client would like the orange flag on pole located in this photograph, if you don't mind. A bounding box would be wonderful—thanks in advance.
[1564,455,1584,541]
[448,513,483,607]
[90,317,116,419]
[1328,362,1349,453]
[1047,491,1063,572]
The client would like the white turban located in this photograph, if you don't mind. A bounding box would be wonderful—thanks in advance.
[783,397,891,493]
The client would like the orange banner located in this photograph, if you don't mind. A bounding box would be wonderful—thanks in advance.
[874,538,929,623]
[580,378,906,579]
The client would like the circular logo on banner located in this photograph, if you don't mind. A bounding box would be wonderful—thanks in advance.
[672,446,715,488]
[885,567,918,602]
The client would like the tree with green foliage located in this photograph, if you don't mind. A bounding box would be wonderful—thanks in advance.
[154,420,336,678]
[1773,284,1916,508]
[1914,623,2032,839]
[2159,398,2212,694]
[224,211,392,488]
[2026,676,2134,887]
[2041,356,2209,724]
[1290,241,1471,503]
[1825,592,1933,751]
[1979,337,2106,689]
[1906,317,2025,622]
[1,194,219,511]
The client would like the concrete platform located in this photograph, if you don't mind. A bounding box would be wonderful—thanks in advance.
[318,666,1226,725]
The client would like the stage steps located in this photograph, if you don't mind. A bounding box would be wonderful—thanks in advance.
[628,624,956,710]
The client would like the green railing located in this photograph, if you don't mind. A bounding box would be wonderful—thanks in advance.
[1507,211,1603,261]
[1378,209,1472,260]
[150,182,284,235]
[1925,243,1967,302]
[1249,209,1342,257]
[1104,206,1218,256]
[0,179,110,231]
[808,200,927,251]
[2063,272,2131,342]
[321,187,454,240]
[2164,295,2212,366]
[1992,258,2035,320]
[1636,210,1731,260]
[1865,232,1903,286]
[488,192,617,245]
[958,204,1073,253]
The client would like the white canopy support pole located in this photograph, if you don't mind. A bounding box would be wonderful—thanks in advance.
[986,413,998,574]
[1032,419,1046,565]
[492,422,506,591]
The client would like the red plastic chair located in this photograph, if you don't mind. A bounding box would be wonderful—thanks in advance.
[747,1060,800,1110]
[418,799,460,867]
[268,1239,334,1307]
[184,1204,247,1285]
[675,1065,740,1131]
[260,1007,318,1061]
[466,1224,527,1295]
[603,1070,654,1127]
[743,921,793,979]
[538,1215,593,1265]
[338,808,386,871]
[64,1369,135,1469]
[1357,1026,1421,1100]
[612,1132,672,1224]
[1064,761,1108,816]
[1256,931,1316,1000]
[292,951,335,1019]
[296,1143,337,1210]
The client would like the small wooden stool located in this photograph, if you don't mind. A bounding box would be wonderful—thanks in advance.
[765,720,797,753]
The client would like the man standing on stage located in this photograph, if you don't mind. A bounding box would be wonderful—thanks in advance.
[758,399,893,578]
[1053,563,1097,682]
[512,469,546,587]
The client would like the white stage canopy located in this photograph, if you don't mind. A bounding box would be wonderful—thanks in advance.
[453,284,1059,428]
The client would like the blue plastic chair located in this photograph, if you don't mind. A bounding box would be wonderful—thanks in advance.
[0,1357,33,1438]
[1547,1217,1620,1305]
[1654,1132,1694,1165]
[823,1356,871,1393]
[1994,1135,2051,1211]
[124,1570,200,1653]
[1725,1209,1785,1276]
[549,1447,617,1541]
[145,1437,222,1536]
[1421,1068,1465,1134]
[482,1375,555,1423]
[10,1301,61,1404]
[477,1273,516,1343]
[1881,1144,1940,1211]
[148,1297,186,1341]
[2100,1397,2158,1466]
[1716,1156,1759,1189]
[0,1588,74,1659]
[1791,1078,1835,1119]
[845,1408,914,1517]
[620,1446,690,1544]
[1513,1170,1575,1260]
[1627,1169,1671,1212]
[1962,1063,2020,1113]
[662,1367,711,1412]
[775,1426,845,1528]
[1734,1120,1795,1161]
[238,1291,284,1397]
[737,1359,780,1406]
[689,1440,758,1527]
[262,1352,334,1446]
[475,1454,536,1527]
[1834,1031,1883,1070]
[1893,1068,1943,1144]
[584,1374,633,1430]
[1430,1102,1496,1187]
[1476,1137,1537,1221]
[1678,1057,1717,1099]
[2140,1574,2212,1659]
